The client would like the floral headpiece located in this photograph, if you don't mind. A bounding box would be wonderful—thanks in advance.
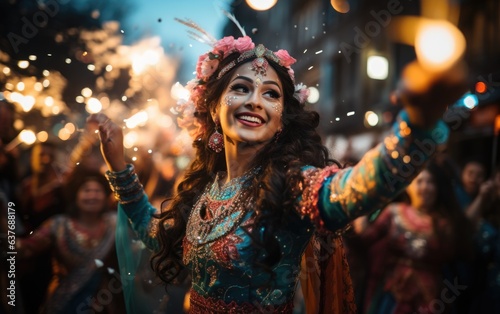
[174,16,309,140]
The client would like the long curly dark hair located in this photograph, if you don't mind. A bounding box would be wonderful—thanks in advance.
[151,52,337,284]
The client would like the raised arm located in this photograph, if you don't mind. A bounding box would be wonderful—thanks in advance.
[297,61,467,232]
[87,114,159,251]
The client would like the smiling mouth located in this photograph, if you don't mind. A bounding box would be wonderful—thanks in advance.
[235,114,265,126]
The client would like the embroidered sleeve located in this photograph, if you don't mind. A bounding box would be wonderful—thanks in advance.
[296,110,449,232]
[17,217,55,257]
[106,164,160,251]
[118,195,160,251]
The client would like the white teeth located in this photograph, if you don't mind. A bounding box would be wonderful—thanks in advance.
[238,115,263,123]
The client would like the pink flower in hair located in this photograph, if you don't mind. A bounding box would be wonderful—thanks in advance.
[200,56,219,79]
[214,36,236,56]
[294,83,310,104]
[196,53,208,79]
[234,36,255,52]
[274,49,296,67]
[287,68,295,81]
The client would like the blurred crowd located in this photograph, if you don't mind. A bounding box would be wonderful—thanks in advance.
[1,95,499,314]
[0,99,188,314]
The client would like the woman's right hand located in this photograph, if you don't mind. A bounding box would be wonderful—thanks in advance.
[86,113,127,172]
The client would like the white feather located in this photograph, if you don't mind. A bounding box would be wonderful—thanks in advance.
[220,8,246,37]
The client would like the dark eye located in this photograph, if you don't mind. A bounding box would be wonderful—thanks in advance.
[230,84,248,93]
[264,90,281,99]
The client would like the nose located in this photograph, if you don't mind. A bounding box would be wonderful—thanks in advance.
[244,91,263,110]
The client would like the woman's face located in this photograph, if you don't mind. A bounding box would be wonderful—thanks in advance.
[408,170,438,210]
[76,180,107,214]
[215,61,284,146]
[461,161,486,196]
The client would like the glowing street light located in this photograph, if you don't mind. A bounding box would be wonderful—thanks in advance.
[367,55,389,80]
[246,0,277,11]
[364,111,379,127]
[307,87,320,104]
[415,20,465,72]
[330,0,350,13]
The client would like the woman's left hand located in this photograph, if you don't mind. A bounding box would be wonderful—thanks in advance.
[396,60,468,128]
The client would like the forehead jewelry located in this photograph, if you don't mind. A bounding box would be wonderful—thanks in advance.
[251,45,269,79]
[254,76,262,87]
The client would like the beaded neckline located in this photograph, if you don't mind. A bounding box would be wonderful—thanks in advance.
[210,167,260,200]
[186,167,260,246]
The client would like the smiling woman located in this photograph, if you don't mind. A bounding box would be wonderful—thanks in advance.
[87,16,467,312]
[16,168,125,314]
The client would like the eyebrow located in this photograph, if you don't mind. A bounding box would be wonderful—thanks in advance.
[231,76,282,91]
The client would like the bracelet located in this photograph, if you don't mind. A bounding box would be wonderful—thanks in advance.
[383,110,449,176]
[105,164,144,204]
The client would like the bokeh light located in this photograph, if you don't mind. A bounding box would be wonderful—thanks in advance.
[415,20,466,72]
[246,0,277,11]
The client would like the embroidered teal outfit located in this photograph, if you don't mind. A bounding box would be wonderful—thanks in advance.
[106,111,448,313]
[17,213,123,314]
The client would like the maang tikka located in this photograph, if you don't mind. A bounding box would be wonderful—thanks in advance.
[208,119,224,153]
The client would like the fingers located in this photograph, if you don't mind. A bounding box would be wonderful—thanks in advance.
[86,114,118,142]
[87,113,109,125]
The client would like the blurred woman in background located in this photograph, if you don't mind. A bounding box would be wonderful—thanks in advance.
[354,160,472,314]
[16,168,125,314]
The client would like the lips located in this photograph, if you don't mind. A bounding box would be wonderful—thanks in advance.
[235,112,265,126]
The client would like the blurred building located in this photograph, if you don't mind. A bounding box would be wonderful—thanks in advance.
[223,0,499,169]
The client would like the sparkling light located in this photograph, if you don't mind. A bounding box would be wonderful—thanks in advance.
[331,0,350,13]
[367,56,389,80]
[20,95,36,112]
[307,87,320,104]
[463,94,478,109]
[170,82,190,101]
[415,20,466,72]
[125,111,148,129]
[81,87,93,97]
[14,119,24,130]
[17,60,29,69]
[85,97,102,113]
[131,49,161,74]
[34,82,43,91]
[37,131,49,142]
[44,96,54,107]
[19,130,36,145]
[65,122,76,134]
[58,128,71,141]
[365,111,379,127]
[16,82,25,91]
[124,131,139,148]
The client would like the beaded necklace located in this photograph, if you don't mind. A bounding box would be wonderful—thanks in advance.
[186,168,259,246]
